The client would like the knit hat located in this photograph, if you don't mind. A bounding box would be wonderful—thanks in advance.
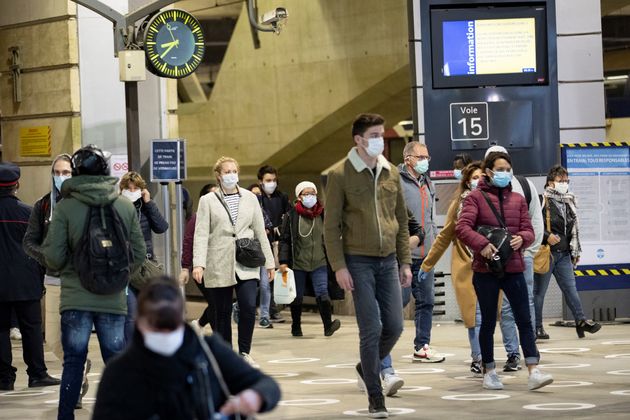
[295,181,317,197]
[0,162,20,187]
[484,145,508,158]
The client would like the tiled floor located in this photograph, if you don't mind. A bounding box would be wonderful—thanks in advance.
[2,311,630,419]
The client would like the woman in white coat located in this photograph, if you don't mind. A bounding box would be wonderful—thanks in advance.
[193,157,275,367]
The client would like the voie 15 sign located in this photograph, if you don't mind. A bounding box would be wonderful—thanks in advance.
[450,102,489,141]
[150,139,187,182]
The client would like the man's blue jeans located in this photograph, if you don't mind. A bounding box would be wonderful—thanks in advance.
[58,310,125,420]
[346,254,403,397]
[499,255,535,358]
[259,267,271,320]
[468,303,482,362]
[534,250,585,326]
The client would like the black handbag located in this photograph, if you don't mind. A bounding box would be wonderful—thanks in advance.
[214,192,266,268]
[476,191,513,278]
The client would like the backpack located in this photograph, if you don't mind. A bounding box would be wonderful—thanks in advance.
[515,175,532,209]
[73,203,132,295]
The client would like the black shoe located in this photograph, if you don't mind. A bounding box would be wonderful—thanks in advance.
[368,393,388,418]
[536,327,550,340]
[0,381,14,391]
[503,355,521,372]
[576,320,601,338]
[470,360,482,377]
[324,319,341,337]
[28,373,61,388]
[291,326,303,337]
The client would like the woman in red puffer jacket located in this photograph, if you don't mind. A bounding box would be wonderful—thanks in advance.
[456,151,553,392]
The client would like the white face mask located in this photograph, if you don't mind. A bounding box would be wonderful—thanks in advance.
[364,137,384,157]
[301,195,317,209]
[122,189,142,202]
[469,179,479,190]
[54,175,71,192]
[143,326,184,357]
[221,173,239,189]
[262,181,277,195]
[554,182,569,195]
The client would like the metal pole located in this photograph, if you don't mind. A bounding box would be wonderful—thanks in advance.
[125,81,141,171]
[160,182,171,276]
[175,182,184,266]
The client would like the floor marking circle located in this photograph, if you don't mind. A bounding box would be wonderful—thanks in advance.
[343,407,416,416]
[604,354,630,359]
[269,372,299,378]
[453,374,515,381]
[546,381,593,388]
[398,386,432,392]
[301,378,357,385]
[442,394,510,401]
[610,390,630,396]
[537,363,591,369]
[402,353,455,359]
[539,347,590,354]
[396,367,445,374]
[325,363,357,369]
[45,397,96,405]
[0,389,55,397]
[523,403,595,411]
[279,398,339,406]
[268,357,320,364]
[607,370,630,376]
[87,372,101,377]
[601,340,630,345]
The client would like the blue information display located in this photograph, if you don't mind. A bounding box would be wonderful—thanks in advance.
[150,139,187,182]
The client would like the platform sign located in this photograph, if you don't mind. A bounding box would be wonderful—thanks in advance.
[150,139,186,182]
[449,102,489,141]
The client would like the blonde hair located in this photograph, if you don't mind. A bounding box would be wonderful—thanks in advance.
[213,156,240,175]
[119,171,147,191]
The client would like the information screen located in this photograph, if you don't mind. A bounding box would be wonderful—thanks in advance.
[431,5,548,88]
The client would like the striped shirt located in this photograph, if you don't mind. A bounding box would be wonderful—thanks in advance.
[223,193,240,225]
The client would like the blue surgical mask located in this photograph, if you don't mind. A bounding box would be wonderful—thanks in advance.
[54,175,71,192]
[454,169,462,180]
[301,195,317,209]
[414,159,429,174]
[364,137,384,157]
[469,179,479,190]
[491,170,513,188]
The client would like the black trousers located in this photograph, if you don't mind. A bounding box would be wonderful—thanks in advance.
[194,280,216,331]
[210,278,257,355]
[0,300,47,383]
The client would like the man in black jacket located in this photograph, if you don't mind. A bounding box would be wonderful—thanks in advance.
[93,277,281,419]
[0,162,60,390]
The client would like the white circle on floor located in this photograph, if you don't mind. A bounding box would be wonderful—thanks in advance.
[87,373,101,377]
[279,398,339,406]
[610,390,630,396]
[0,389,55,397]
[401,353,455,359]
[45,397,96,405]
[396,367,445,374]
[537,363,591,369]
[601,340,630,345]
[325,363,357,369]
[604,354,630,359]
[268,357,320,364]
[442,394,510,401]
[539,347,590,354]
[398,386,432,392]
[453,375,515,381]
[301,378,357,385]
[269,372,299,378]
[523,403,595,411]
[546,381,593,388]
[343,407,416,416]
[607,370,630,376]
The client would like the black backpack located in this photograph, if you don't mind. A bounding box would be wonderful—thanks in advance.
[73,203,132,295]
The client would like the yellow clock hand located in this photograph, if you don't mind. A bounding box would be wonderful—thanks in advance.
[160,40,177,48]
[160,43,176,59]
[166,23,176,42]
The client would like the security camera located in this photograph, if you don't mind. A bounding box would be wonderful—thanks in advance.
[260,7,288,26]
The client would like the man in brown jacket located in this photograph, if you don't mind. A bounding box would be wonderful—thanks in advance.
[324,113,412,419]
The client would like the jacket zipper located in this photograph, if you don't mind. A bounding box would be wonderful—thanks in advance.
[371,169,383,251]
[419,183,427,257]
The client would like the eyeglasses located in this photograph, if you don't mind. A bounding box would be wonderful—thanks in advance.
[555,179,570,184]
[407,155,431,162]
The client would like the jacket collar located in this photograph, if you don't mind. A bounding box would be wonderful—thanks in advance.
[347,147,390,175]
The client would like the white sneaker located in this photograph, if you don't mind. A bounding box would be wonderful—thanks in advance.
[482,371,504,390]
[355,362,366,393]
[382,373,404,397]
[528,368,553,390]
[9,328,22,341]
[412,344,445,363]
[240,352,260,369]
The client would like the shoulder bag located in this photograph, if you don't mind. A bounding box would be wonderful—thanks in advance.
[533,197,552,274]
[476,191,513,278]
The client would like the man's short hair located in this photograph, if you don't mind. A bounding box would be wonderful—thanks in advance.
[119,171,147,191]
[137,276,184,331]
[402,141,426,158]
[257,165,277,180]
[351,113,385,137]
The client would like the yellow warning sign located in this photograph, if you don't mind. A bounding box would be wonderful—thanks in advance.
[20,126,51,157]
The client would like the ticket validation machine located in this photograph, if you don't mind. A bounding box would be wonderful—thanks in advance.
[420,0,559,175]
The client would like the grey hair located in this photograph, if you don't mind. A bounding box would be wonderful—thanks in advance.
[402,141,427,159]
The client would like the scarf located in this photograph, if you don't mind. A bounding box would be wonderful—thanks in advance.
[295,200,324,219]
[544,187,581,258]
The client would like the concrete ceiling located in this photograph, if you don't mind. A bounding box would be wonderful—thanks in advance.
[176,0,243,19]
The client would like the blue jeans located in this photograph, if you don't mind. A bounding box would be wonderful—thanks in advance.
[58,310,125,420]
[468,303,482,362]
[499,255,535,358]
[123,287,137,346]
[294,266,329,298]
[259,267,271,319]
[473,271,539,370]
[534,251,585,326]
[346,254,403,396]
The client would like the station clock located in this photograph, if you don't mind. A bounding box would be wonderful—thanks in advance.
[143,9,205,79]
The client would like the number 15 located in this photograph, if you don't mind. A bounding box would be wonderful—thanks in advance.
[457,117,483,136]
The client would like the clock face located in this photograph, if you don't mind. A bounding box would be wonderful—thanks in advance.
[144,9,205,78]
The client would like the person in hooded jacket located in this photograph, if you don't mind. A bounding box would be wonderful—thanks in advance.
[118,171,169,344]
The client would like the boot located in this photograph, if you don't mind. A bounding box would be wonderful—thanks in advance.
[290,298,303,337]
[536,326,550,340]
[317,295,341,337]
[575,320,601,338]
